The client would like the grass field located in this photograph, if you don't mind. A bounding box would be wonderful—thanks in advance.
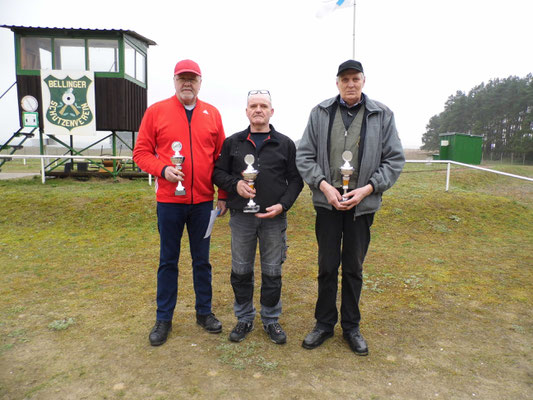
[0,163,532,399]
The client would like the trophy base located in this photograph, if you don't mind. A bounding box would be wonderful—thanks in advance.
[175,189,186,196]
[243,205,260,213]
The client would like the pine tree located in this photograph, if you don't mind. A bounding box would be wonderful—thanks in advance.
[421,75,533,162]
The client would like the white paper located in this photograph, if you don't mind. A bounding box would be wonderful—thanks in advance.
[204,208,221,238]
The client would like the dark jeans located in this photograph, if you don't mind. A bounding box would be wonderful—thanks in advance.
[314,206,374,333]
[156,201,213,321]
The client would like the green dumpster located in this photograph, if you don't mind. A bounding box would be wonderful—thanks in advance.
[438,133,483,165]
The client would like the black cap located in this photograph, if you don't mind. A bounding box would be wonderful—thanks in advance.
[337,60,364,76]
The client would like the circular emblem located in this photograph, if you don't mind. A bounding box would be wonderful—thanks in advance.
[342,150,353,162]
[62,89,76,105]
[244,154,255,165]
[21,95,38,112]
[172,142,182,152]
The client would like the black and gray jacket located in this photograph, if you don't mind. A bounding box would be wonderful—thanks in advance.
[213,124,303,213]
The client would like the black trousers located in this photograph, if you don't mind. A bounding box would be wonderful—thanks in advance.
[314,206,374,333]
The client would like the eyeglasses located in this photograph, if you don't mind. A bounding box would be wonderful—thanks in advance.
[248,90,270,96]
[175,76,200,84]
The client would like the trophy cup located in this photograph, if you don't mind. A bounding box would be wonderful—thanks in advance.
[170,142,186,196]
[242,154,260,213]
[340,150,354,202]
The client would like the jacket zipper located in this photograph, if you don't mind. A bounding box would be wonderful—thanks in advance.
[353,113,370,220]
[188,121,194,204]
[344,130,348,150]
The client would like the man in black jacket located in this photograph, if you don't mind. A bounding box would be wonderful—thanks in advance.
[213,90,303,344]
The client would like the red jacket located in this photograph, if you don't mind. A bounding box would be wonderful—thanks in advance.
[133,95,227,204]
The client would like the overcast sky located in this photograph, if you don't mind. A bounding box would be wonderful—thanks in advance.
[0,0,531,149]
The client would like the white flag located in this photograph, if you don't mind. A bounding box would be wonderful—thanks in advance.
[316,0,356,18]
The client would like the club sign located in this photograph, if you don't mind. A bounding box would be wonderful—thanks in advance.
[41,70,96,136]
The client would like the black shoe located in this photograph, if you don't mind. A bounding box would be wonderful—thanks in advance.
[302,327,333,349]
[149,320,172,346]
[196,313,222,333]
[263,322,287,344]
[343,329,368,356]
[229,321,254,342]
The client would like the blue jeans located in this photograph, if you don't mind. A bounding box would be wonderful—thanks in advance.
[229,210,287,325]
[156,201,213,321]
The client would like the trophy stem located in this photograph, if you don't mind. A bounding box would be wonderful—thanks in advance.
[171,141,186,196]
[242,154,260,213]
[340,151,354,202]
[243,180,260,213]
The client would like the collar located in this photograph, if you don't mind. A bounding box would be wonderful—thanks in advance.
[338,93,365,109]
[174,96,201,110]
[237,124,279,142]
[248,124,276,136]
[319,94,380,114]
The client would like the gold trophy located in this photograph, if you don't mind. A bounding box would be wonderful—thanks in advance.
[242,154,260,213]
[171,142,186,196]
[340,150,354,202]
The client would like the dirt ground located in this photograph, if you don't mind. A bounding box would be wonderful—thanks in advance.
[0,161,532,399]
[2,274,531,400]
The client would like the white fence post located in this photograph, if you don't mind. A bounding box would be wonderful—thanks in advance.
[446,162,451,192]
[40,157,46,184]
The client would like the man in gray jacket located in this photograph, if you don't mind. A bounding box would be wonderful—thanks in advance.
[296,60,405,355]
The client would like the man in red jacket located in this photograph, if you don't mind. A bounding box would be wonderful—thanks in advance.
[133,59,227,346]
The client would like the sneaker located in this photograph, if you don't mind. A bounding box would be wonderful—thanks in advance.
[149,320,172,346]
[196,313,222,333]
[229,321,254,342]
[263,322,287,344]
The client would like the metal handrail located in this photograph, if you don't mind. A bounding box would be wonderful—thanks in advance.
[0,154,152,185]
[0,81,16,101]
[406,159,533,190]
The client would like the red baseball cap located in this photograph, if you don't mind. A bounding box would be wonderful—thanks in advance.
[174,59,202,76]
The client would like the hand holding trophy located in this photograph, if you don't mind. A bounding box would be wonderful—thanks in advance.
[171,142,186,196]
[242,154,260,213]
[340,150,354,202]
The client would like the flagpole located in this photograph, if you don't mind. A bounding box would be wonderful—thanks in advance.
[352,1,356,58]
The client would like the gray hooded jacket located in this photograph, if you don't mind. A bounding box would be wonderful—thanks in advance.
[296,95,405,216]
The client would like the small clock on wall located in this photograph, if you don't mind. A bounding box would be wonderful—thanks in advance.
[21,95,39,112]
